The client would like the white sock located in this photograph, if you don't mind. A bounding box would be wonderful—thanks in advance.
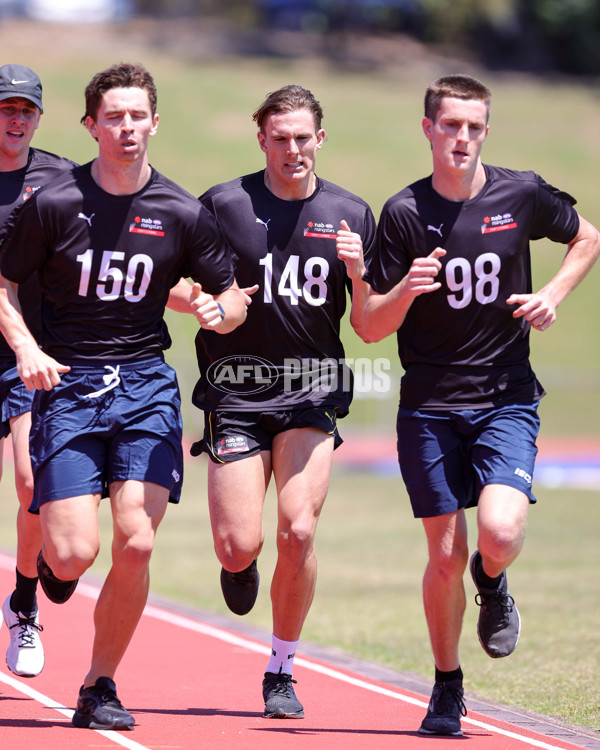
[266,635,298,676]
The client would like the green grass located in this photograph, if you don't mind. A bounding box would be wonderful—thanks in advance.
[0,17,599,732]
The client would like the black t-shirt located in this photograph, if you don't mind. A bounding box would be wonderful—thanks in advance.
[1,162,235,361]
[0,148,77,362]
[364,165,580,409]
[193,170,376,413]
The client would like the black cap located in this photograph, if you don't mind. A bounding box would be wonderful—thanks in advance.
[0,64,43,112]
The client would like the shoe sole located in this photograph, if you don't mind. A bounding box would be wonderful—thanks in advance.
[418,726,463,736]
[263,709,305,719]
[469,549,482,589]
[72,712,134,730]
[5,659,44,678]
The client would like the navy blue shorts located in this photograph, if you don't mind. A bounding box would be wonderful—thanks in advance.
[29,357,183,511]
[396,404,540,519]
[0,365,34,439]
[194,407,343,464]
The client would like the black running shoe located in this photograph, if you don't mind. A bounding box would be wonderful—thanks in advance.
[418,678,466,736]
[470,550,521,658]
[262,670,305,718]
[220,560,260,616]
[72,676,134,730]
[37,551,79,604]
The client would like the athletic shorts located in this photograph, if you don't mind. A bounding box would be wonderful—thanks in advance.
[193,406,343,464]
[396,403,540,519]
[29,356,183,512]
[0,365,34,439]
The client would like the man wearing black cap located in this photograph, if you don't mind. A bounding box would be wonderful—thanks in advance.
[0,63,76,678]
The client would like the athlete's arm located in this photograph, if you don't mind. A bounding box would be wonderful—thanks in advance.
[507,214,600,331]
[166,277,196,313]
[192,279,255,334]
[167,277,255,333]
[362,247,446,343]
[0,272,70,390]
[336,219,371,341]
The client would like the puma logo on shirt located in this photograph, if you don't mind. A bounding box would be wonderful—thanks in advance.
[256,217,271,231]
[78,212,95,226]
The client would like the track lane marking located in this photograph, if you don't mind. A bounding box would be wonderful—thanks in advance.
[0,670,151,750]
[0,553,577,749]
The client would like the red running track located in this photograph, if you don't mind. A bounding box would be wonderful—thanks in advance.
[0,552,595,750]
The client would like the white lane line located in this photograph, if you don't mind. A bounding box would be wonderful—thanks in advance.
[0,670,151,750]
[0,553,573,749]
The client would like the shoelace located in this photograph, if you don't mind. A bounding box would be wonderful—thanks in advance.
[267,674,297,697]
[432,683,467,717]
[85,685,125,709]
[475,590,515,612]
[101,690,125,709]
[10,614,43,648]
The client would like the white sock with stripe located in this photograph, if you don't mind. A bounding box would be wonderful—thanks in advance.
[266,635,298,676]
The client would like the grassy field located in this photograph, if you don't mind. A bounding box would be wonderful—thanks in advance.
[0,17,598,732]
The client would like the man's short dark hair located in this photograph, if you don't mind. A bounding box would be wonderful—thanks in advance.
[253,84,324,132]
[424,74,491,123]
[81,62,157,124]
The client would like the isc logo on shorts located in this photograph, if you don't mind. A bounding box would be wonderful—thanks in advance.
[514,467,532,484]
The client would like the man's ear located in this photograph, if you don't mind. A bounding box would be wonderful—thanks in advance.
[85,115,99,142]
[257,130,267,153]
[422,116,433,142]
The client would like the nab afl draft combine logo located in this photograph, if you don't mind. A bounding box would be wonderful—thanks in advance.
[129,216,165,236]
[22,185,41,201]
[481,212,517,234]
[304,221,337,239]
[207,355,279,395]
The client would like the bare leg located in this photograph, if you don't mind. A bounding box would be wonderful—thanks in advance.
[270,428,334,642]
[470,484,528,659]
[421,510,469,672]
[207,453,271,571]
[83,480,169,686]
[2,415,46,677]
[10,412,41,580]
[39,494,102,581]
[476,484,529,577]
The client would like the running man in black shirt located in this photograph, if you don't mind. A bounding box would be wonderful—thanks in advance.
[0,63,77,678]
[363,74,599,736]
[0,63,247,731]
[193,85,375,718]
